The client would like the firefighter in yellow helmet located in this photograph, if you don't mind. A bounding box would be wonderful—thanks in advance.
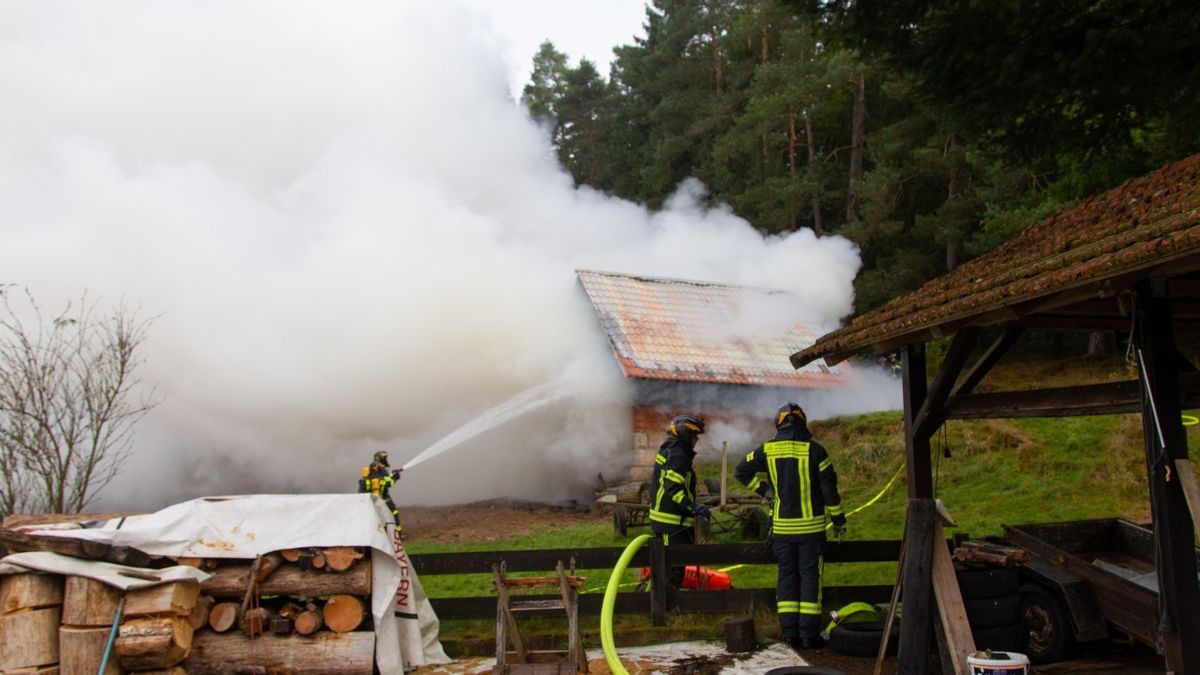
[359,450,404,536]
[648,414,708,588]
[735,403,846,651]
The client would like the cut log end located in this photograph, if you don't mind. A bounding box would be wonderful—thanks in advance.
[322,594,364,633]
[207,602,239,633]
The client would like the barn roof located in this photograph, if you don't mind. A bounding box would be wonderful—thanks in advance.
[577,270,844,388]
[792,153,1200,367]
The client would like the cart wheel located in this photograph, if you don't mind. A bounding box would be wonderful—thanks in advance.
[703,477,721,496]
[638,481,653,505]
[741,507,770,540]
[613,505,628,537]
[1020,582,1074,664]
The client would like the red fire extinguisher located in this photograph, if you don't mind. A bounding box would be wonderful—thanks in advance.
[639,565,732,590]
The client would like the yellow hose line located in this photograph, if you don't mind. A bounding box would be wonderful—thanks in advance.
[601,534,651,675]
[1183,414,1199,427]
[826,462,905,531]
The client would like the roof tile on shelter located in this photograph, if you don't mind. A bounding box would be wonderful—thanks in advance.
[577,270,845,388]
[792,152,1200,367]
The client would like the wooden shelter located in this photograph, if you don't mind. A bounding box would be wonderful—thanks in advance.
[791,153,1200,673]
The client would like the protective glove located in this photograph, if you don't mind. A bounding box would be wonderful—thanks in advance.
[759,487,774,503]
[693,504,712,519]
[833,524,847,542]
[391,468,404,480]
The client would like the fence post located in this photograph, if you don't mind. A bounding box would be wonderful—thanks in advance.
[649,535,668,626]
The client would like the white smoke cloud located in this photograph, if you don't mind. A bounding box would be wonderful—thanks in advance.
[0,1,872,510]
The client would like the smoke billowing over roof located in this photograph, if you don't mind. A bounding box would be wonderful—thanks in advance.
[0,1,879,508]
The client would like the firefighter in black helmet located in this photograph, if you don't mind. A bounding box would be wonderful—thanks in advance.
[735,403,846,650]
[359,451,404,536]
[649,414,709,588]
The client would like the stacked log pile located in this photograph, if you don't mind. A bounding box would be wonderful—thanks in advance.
[0,546,375,675]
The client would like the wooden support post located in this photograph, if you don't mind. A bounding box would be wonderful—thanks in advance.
[913,327,979,440]
[721,441,728,508]
[1133,278,1200,674]
[902,344,932,499]
[649,535,668,627]
[898,499,935,675]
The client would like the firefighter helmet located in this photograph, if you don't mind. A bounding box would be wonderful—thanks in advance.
[775,402,807,429]
[668,415,705,438]
[373,450,390,466]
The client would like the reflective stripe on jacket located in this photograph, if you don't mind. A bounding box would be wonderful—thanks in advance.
[735,428,845,539]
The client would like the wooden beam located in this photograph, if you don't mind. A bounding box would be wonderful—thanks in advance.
[946,371,1200,419]
[952,328,1023,400]
[1133,278,1200,675]
[903,344,933,499]
[898,499,936,674]
[913,327,980,440]
[931,520,974,674]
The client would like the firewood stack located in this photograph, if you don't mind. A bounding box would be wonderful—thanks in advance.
[0,546,375,675]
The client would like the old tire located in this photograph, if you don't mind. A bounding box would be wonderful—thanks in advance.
[740,507,770,541]
[1020,582,1073,664]
[703,477,721,496]
[971,620,1026,654]
[957,567,1019,599]
[638,481,653,505]
[964,594,1022,629]
[612,505,628,537]
[829,621,898,658]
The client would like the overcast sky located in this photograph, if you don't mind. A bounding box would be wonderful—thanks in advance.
[458,0,649,97]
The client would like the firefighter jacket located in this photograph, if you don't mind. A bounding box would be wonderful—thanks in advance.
[359,466,396,500]
[649,435,698,530]
[735,423,845,540]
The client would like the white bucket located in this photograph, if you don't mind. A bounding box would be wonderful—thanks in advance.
[967,650,1030,675]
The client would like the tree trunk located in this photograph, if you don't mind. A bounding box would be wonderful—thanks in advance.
[804,111,823,234]
[947,239,961,271]
[200,559,371,598]
[185,632,374,675]
[711,28,723,95]
[114,617,193,671]
[846,72,866,224]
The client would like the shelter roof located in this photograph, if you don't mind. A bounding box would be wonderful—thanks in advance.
[577,270,843,388]
[792,153,1200,367]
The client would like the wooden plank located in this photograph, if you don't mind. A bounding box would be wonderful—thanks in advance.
[1,574,63,614]
[899,499,935,675]
[946,371,1200,419]
[184,632,374,675]
[0,607,60,670]
[124,581,200,618]
[0,531,153,568]
[62,576,123,627]
[59,625,125,675]
[931,520,974,674]
[410,547,648,575]
[951,328,1023,400]
[426,584,893,620]
[1175,458,1200,544]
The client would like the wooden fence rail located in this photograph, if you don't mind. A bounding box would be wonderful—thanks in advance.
[410,539,902,623]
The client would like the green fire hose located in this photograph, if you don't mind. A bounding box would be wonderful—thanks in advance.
[601,533,652,674]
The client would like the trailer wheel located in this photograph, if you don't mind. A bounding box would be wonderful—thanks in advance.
[638,481,653,506]
[740,507,770,541]
[612,505,628,537]
[1020,582,1073,664]
[964,595,1022,629]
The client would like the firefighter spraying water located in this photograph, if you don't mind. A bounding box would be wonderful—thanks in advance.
[359,450,404,537]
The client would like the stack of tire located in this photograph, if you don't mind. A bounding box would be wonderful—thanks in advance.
[957,567,1025,653]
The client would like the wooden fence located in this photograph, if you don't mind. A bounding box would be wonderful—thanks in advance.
[410,539,900,625]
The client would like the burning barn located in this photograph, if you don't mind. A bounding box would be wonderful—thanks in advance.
[576,269,847,484]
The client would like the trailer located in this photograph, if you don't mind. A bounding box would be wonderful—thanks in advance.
[1001,517,1200,664]
[599,477,770,541]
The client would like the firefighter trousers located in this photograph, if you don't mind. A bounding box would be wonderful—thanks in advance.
[771,537,824,640]
[650,524,695,589]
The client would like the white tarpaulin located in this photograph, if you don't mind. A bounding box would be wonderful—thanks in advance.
[9,494,449,673]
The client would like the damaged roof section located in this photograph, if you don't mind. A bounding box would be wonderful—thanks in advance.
[577,270,844,388]
[792,152,1200,367]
